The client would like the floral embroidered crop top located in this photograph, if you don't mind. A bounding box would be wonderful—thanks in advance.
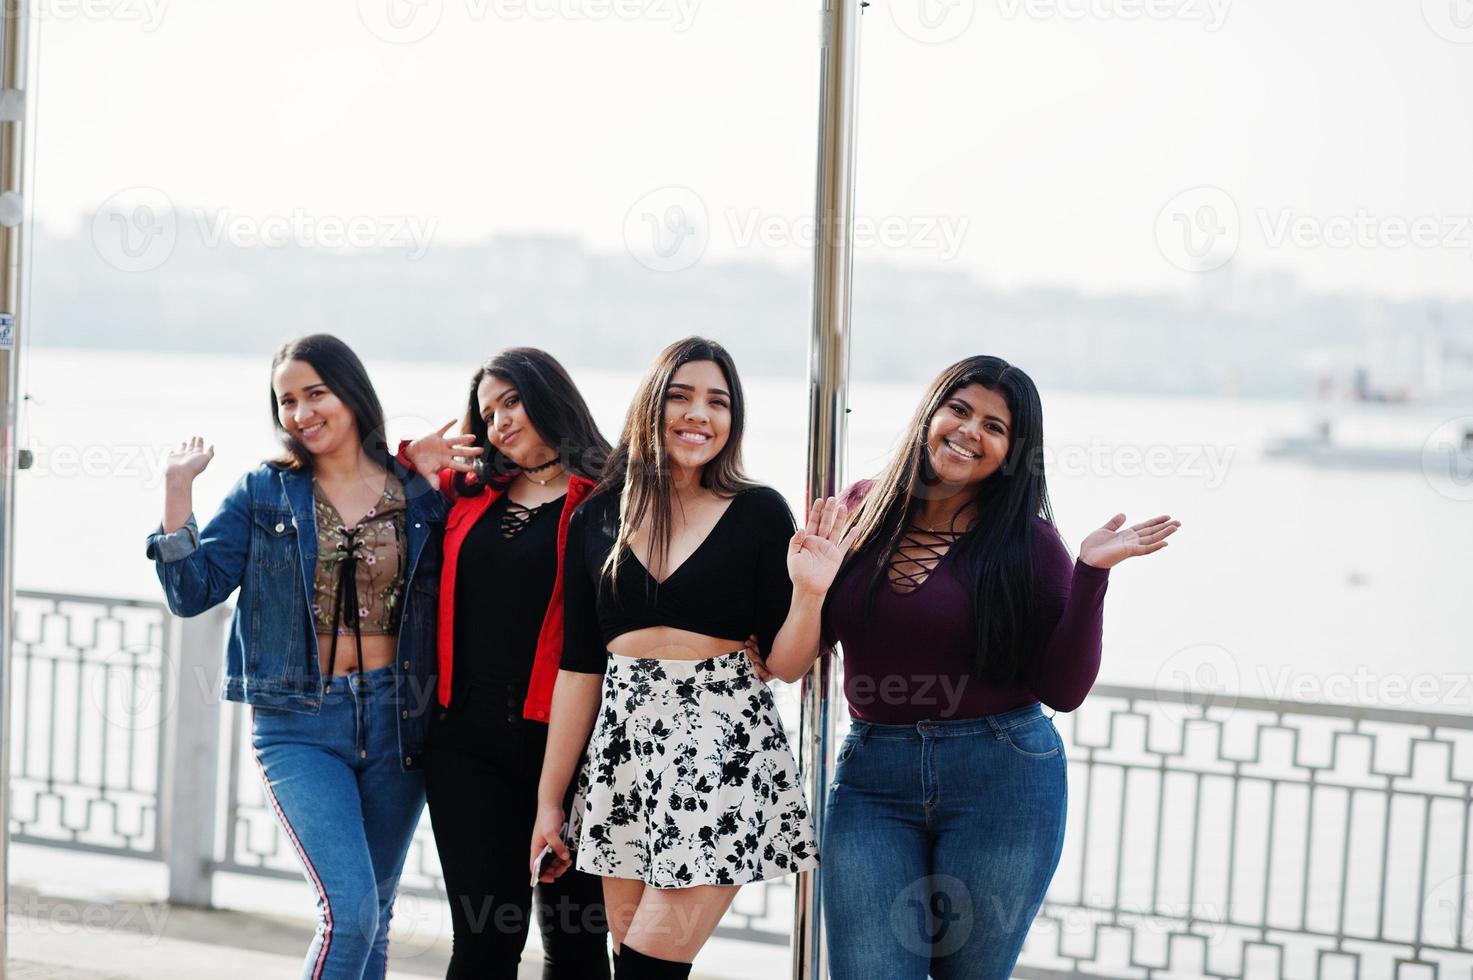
[310,474,409,642]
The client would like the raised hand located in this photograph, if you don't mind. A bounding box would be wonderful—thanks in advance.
[161,436,214,534]
[164,436,214,484]
[788,496,862,597]
[405,419,483,475]
[1079,513,1181,570]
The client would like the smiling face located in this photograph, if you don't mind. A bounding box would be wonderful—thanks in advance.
[924,382,1013,490]
[661,359,732,478]
[272,359,359,459]
[478,373,554,470]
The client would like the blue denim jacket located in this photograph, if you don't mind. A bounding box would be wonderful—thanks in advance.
[146,459,447,770]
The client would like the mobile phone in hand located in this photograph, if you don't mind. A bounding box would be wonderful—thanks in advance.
[530,822,570,886]
[530,843,554,886]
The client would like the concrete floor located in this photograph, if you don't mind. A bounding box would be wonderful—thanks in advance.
[4,883,532,979]
[3,882,773,979]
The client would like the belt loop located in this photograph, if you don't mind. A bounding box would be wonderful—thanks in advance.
[985,712,1006,739]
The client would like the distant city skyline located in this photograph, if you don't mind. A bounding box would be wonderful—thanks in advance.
[28,219,1473,402]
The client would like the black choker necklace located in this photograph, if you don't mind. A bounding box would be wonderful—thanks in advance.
[522,458,559,474]
[521,458,565,487]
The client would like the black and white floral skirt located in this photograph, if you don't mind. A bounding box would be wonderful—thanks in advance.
[569,649,820,889]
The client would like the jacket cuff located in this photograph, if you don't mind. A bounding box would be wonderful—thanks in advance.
[396,439,417,471]
[146,516,201,562]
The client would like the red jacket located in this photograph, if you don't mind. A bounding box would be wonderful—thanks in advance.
[397,443,595,718]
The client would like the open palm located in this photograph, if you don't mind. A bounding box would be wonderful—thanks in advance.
[406,419,483,475]
[788,496,861,597]
[1079,513,1181,570]
[164,436,214,483]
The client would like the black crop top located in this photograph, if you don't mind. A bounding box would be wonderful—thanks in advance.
[560,485,796,674]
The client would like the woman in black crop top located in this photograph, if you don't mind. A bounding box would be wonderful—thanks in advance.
[528,337,856,979]
[558,485,797,672]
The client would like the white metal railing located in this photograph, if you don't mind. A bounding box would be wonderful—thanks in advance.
[9,590,1473,976]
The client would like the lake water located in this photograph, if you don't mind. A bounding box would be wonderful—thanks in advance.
[11,346,1472,710]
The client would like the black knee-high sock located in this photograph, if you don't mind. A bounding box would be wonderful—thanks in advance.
[614,943,692,979]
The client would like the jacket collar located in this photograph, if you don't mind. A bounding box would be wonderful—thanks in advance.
[567,473,596,499]
[274,457,431,515]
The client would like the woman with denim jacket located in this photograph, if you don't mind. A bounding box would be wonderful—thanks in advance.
[397,347,613,979]
[146,334,447,980]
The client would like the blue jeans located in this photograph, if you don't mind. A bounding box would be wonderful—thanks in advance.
[821,704,1068,980]
[251,665,428,979]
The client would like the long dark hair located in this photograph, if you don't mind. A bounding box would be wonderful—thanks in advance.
[597,337,756,581]
[269,334,389,471]
[842,355,1054,684]
[453,347,610,497]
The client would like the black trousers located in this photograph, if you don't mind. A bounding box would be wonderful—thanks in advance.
[425,678,611,980]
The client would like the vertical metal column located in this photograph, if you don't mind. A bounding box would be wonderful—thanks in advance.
[793,0,862,977]
[0,0,29,974]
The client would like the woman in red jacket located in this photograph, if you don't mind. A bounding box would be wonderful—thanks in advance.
[402,347,612,979]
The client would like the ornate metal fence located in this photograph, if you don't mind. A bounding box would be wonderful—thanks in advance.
[1015,686,1473,980]
[8,591,172,858]
[9,592,1473,975]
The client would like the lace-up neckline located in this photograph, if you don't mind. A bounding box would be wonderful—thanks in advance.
[499,496,563,540]
[310,474,408,681]
[886,526,962,594]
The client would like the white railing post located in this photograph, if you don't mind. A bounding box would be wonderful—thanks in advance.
[161,605,229,908]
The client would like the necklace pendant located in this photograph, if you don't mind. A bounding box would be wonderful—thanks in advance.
[523,463,563,486]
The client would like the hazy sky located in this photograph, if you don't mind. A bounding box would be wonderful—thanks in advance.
[30,0,1473,299]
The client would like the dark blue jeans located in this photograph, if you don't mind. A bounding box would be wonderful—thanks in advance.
[821,704,1068,980]
[251,664,427,980]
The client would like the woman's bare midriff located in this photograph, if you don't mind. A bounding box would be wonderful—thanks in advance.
[607,626,744,661]
[316,633,398,675]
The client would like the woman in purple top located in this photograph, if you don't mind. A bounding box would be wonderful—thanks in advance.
[758,355,1180,980]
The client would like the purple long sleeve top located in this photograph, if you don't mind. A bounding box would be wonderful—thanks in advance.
[822,489,1110,723]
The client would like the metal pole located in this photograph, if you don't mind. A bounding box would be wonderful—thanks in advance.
[0,0,29,973]
[794,0,861,977]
